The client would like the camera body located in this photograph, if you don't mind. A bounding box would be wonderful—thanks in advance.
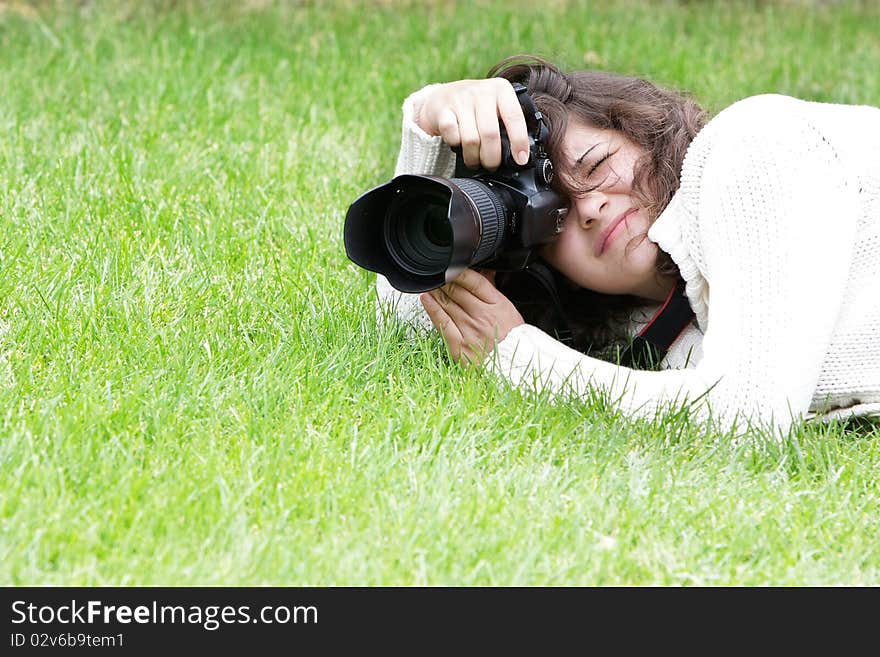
[344,82,568,293]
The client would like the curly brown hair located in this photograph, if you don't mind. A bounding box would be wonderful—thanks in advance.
[488,55,707,357]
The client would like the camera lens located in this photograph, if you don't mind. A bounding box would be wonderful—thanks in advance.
[382,178,509,279]
[423,206,453,248]
[385,188,453,276]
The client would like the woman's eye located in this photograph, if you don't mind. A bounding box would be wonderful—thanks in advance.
[586,152,612,179]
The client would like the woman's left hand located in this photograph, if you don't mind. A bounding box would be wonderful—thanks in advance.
[420,268,524,365]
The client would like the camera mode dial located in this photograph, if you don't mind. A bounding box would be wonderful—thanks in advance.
[536,158,554,185]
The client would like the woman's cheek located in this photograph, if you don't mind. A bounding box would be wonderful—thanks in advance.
[540,237,579,280]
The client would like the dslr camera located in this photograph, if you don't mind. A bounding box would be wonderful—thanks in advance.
[344,82,569,293]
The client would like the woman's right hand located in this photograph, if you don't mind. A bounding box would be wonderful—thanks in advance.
[414,78,531,171]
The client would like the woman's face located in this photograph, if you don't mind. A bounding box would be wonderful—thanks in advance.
[541,119,671,301]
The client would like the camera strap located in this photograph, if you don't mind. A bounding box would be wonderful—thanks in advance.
[496,261,573,346]
[524,261,574,346]
[617,280,695,369]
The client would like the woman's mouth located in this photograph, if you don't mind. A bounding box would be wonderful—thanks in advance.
[596,208,636,255]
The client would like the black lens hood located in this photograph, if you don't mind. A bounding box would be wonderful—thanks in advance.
[344,174,488,293]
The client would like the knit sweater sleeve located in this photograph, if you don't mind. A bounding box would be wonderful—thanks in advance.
[488,95,859,435]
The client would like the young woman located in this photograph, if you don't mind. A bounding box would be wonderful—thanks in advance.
[377,55,880,436]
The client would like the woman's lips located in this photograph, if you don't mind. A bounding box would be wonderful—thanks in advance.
[596,208,636,255]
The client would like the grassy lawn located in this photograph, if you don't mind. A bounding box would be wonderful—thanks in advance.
[1,0,878,585]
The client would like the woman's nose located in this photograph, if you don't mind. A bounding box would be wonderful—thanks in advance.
[573,192,609,229]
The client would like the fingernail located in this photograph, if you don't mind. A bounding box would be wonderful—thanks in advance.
[516,150,529,165]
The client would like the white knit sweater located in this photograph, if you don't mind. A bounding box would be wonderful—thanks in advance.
[378,86,880,434]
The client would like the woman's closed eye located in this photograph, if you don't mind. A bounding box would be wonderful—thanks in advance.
[586,151,613,178]
[579,147,619,192]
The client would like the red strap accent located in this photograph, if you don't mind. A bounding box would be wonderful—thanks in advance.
[637,282,679,338]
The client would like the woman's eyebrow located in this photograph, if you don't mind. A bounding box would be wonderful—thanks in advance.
[575,143,600,166]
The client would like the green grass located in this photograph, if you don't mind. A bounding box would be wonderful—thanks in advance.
[1,0,879,585]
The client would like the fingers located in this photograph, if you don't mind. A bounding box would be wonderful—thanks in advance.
[446,268,500,304]
[421,290,484,364]
[420,270,524,366]
[474,93,503,170]
[420,291,462,356]
[496,84,530,166]
[426,284,478,327]
[455,104,482,170]
[422,78,531,171]
[436,97,489,170]
[435,108,461,150]
[421,290,485,365]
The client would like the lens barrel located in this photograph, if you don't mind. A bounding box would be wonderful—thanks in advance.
[449,178,506,264]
